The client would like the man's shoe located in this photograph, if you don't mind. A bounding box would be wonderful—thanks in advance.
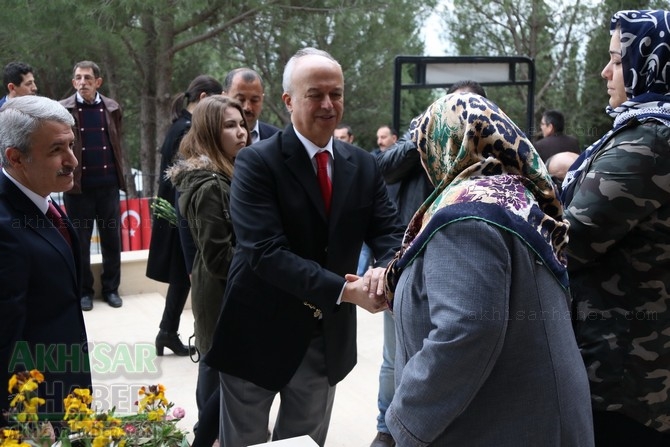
[80,295,93,311]
[103,292,123,308]
[370,431,395,447]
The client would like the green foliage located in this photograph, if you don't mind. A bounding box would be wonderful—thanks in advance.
[443,0,597,144]
[214,0,437,149]
[0,0,437,196]
[6,0,670,183]
[578,0,670,148]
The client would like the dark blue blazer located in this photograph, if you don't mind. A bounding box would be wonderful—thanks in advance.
[0,174,91,422]
[258,120,281,140]
[204,125,404,391]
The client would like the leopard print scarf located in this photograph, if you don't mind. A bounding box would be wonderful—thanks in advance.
[385,93,569,304]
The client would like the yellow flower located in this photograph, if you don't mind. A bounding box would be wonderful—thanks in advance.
[1,429,21,440]
[92,435,110,447]
[8,393,25,408]
[146,408,165,422]
[5,373,188,447]
[73,388,92,404]
[28,397,45,408]
[19,381,37,394]
[7,370,43,395]
[7,375,17,394]
[28,370,44,383]
[0,429,30,447]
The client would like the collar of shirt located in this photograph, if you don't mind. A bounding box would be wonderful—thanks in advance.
[76,91,102,105]
[2,168,50,213]
[293,126,334,175]
[250,121,260,143]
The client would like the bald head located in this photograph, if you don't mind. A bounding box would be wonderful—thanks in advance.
[546,151,579,184]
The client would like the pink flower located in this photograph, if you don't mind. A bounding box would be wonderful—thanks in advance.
[172,407,185,419]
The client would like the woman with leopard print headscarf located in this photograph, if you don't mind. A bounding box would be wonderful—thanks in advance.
[383,92,594,446]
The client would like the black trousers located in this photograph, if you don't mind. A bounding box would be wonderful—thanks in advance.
[593,410,670,446]
[191,391,219,447]
[64,186,121,296]
[159,282,191,332]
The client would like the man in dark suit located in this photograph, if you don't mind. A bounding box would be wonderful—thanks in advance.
[205,48,404,447]
[534,109,581,161]
[0,96,92,424]
[223,67,280,142]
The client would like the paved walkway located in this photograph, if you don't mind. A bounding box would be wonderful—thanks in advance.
[83,293,384,446]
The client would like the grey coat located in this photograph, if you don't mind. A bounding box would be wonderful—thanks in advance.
[386,219,594,446]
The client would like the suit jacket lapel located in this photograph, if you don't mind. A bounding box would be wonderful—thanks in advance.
[1,176,79,282]
[282,127,330,221]
[281,128,358,222]
[51,199,81,281]
[330,141,355,220]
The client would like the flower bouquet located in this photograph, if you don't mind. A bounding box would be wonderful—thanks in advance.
[1,370,189,447]
[150,198,177,227]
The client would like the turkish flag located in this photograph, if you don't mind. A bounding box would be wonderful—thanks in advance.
[120,198,152,251]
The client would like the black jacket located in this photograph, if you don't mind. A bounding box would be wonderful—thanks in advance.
[204,126,404,390]
[375,135,434,226]
[145,111,192,284]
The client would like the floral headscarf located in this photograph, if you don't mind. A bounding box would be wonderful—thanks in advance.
[562,10,670,201]
[384,93,569,303]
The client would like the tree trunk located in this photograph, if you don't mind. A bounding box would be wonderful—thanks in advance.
[153,7,176,199]
[139,13,158,199]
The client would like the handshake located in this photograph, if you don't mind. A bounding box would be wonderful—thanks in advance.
[342,267,389,314]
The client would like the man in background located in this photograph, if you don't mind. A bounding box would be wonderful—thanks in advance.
[546,151,580,193]
[375,125,398,152]
[0,62,37,109]
[534,109,580,161]
[61,60,126,311]
[223,67,279,143]
[358,124,400,277]
[334,123,355,143]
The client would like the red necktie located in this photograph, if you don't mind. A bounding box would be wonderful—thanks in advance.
[47,201,72,247]
[315,151,332,215]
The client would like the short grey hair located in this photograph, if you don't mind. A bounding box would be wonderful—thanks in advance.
[0,96,74,164]
[282,47,340,94]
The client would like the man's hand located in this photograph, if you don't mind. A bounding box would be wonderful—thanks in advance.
[341,267,388,314]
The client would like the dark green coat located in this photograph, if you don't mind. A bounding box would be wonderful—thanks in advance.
[169,156,234,354]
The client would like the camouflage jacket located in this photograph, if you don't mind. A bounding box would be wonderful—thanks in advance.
[565,118,670,432]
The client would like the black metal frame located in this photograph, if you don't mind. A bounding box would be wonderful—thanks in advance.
[393,55,536,133]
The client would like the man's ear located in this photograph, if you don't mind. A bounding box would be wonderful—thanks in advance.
[5,147,25,169]
[6,82,17,94]
[282,92,292,113]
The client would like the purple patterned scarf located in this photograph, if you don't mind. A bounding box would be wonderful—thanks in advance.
[384,93,569,305]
